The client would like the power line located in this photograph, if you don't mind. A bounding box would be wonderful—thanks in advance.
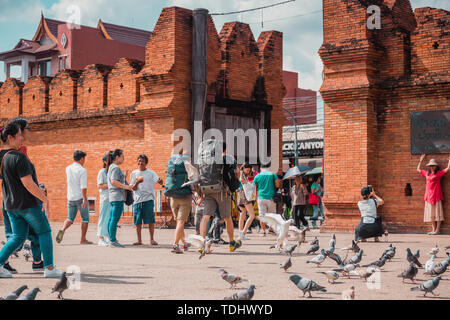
[211,0,296,16]
[247,10,322,25]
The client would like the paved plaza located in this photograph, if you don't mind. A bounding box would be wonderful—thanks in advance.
[0,223,449,300]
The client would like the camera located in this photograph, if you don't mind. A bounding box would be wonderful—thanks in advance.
[367,185,373,193]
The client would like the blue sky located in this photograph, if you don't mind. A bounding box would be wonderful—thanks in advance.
[0,0,448,91]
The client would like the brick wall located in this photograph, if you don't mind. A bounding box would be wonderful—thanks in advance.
[0,6,284,225]
[320,0,449,233]
[22,76,51,116]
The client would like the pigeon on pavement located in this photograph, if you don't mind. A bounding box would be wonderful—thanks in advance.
[289,274,327,298]
[334,264,359,278]
[425,255,436,274]
[283,244,298,256]
[17,287,41,300]
[424,255,450,276]
[1,285,28,300]
[306,239,320,255]
[186,234,213,259]
[341,286,355,300]
[346,250,363,265]
[428,245,439,256]
[362,256,387,269]
[411,276,441,297]
[341,240,360,254]
[319,271,340,284]
[398,263,418,283]
[307,249,328,266]
[51,272,69,299]
[326,234,336,254]
[287,226,307,248]
[382,247,396,261]
[219,269,248,289]
[414,249,420,260]
[259,213,294,250]
[327,251,345,267]
[407,248,422,267]
[357,268,376,282]
[281,257,292,272]
[223,285,255,300]
[382,244,395,257]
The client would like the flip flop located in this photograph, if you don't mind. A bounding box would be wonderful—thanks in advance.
[133,242,143,246]
[81,240,93,245]
[56,230,64,244]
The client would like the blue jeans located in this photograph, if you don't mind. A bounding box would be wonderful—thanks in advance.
[312,201,324,227]
[97,200,111,238]
[68,199,90,223]
[0,205,53,268]
[3,205,42,262]
[108,201,124,243]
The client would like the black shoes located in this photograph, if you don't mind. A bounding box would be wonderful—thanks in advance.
[32,261,45,272]
[3,262,17,274]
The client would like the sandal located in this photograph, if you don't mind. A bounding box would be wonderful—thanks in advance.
[150,240,158,246]
[133,242,143,246]
[56,230,65,244]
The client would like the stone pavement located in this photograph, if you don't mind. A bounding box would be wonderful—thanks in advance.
[0,224,449,300]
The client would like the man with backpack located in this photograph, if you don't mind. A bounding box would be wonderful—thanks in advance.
[197,140,242,255]
[164,153,193,254]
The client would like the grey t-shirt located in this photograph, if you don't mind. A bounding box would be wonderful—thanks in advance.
[107,164,125,202]
[357,199,378,224]
[97,168,109,203]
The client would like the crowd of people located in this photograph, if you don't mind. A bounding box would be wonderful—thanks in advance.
[0,116,448,279]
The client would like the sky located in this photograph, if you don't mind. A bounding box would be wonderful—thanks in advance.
[0,0,448,92]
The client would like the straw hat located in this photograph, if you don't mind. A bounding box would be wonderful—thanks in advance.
[426,159,439,167]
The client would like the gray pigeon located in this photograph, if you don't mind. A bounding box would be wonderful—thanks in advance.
[407,248,422,267]
[307,249,327,266]
[307,238,319,255]
[414,249,420,259]
[347,250,363,265]
[51,272,69,300]
[281,257,292,272]
[283,244,298,256]
[326,234,336,254]
[382,247,396,261]
[289,274,327,298]
[411,276,441,297]
[1,285,28,300]
[334,264,359,278]
[362,256,387,269]
[398,263,418,283]
[382,244,394,257]
[223,285,255,300]
[219,269,248,289]
[17,287,41,300]
[425,256,450,276]
[327,251,345,266]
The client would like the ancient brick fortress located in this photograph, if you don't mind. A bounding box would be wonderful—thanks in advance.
[320,0,449,233]
[0,7,285,224]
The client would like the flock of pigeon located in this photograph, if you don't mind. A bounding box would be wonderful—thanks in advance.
[206,213,450,300]
[1,213,449,300]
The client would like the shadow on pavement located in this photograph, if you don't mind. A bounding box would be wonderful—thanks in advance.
[80,273,152,285]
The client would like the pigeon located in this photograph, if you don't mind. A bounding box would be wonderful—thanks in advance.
[425,255,436,274]
[341,286,355,300]
[414,249,420,260]
[51,272,69,299]
[287,226,307,247]
[362,256,387,269]
[306,238,320,255]
[283,244,298,256]
[223,285,255,300]
[319,271,340,284]
[327,251,346,267]
[326,234,336,254]
[382,247,396,261]
[219,269,248,289]
[346,250,363,265]
[445,246,450,250]
[259,213,294,249]
[411,276,441,297]
[428,245,439,256]
[307,249,327,266]
[357,268,376,282]
[334,264,359,278]
[407,248,422,267]
[310,237,319,245]
[1,285,28,300]
[341,240,360,254]
[280,257,292,272]
[17,287,41,300]
[398,263,418,283]
[289,274,327,298]
[381,244,395,257]
[425,256,450,276]
[186,234,213,259]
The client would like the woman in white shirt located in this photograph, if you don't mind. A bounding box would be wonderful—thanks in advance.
[97,154,110,246]
[355,187,385,242]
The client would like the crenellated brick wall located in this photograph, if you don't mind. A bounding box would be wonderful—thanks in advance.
[320,0,449,233]
[0,6,284,225]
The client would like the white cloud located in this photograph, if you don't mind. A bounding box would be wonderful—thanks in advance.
[0,0,45,23]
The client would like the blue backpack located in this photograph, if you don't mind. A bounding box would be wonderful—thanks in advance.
[164,155,192,198]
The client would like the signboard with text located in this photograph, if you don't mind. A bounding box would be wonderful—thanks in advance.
[410,110,450,154]
[283,139,324,157]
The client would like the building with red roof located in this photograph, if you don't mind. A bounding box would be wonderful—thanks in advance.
[0,14,151,83]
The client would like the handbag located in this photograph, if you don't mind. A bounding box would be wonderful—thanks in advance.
[308,193,320,206]
[125,189,134,206]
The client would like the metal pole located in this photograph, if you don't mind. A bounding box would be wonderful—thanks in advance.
[282,107,298,166]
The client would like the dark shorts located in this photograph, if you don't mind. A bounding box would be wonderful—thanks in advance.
[355,217,384,241]
[133,200,155,225]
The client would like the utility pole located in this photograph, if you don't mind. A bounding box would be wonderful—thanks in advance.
[283,107,298,167]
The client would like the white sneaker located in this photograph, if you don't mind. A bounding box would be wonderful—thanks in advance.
[240,231,250,241]
[98,239,109,247]
[0,265,12,278]
[44,267,64,278]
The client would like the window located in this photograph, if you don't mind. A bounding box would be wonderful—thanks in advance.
[38,59,51,77]
[59,56,68,72]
